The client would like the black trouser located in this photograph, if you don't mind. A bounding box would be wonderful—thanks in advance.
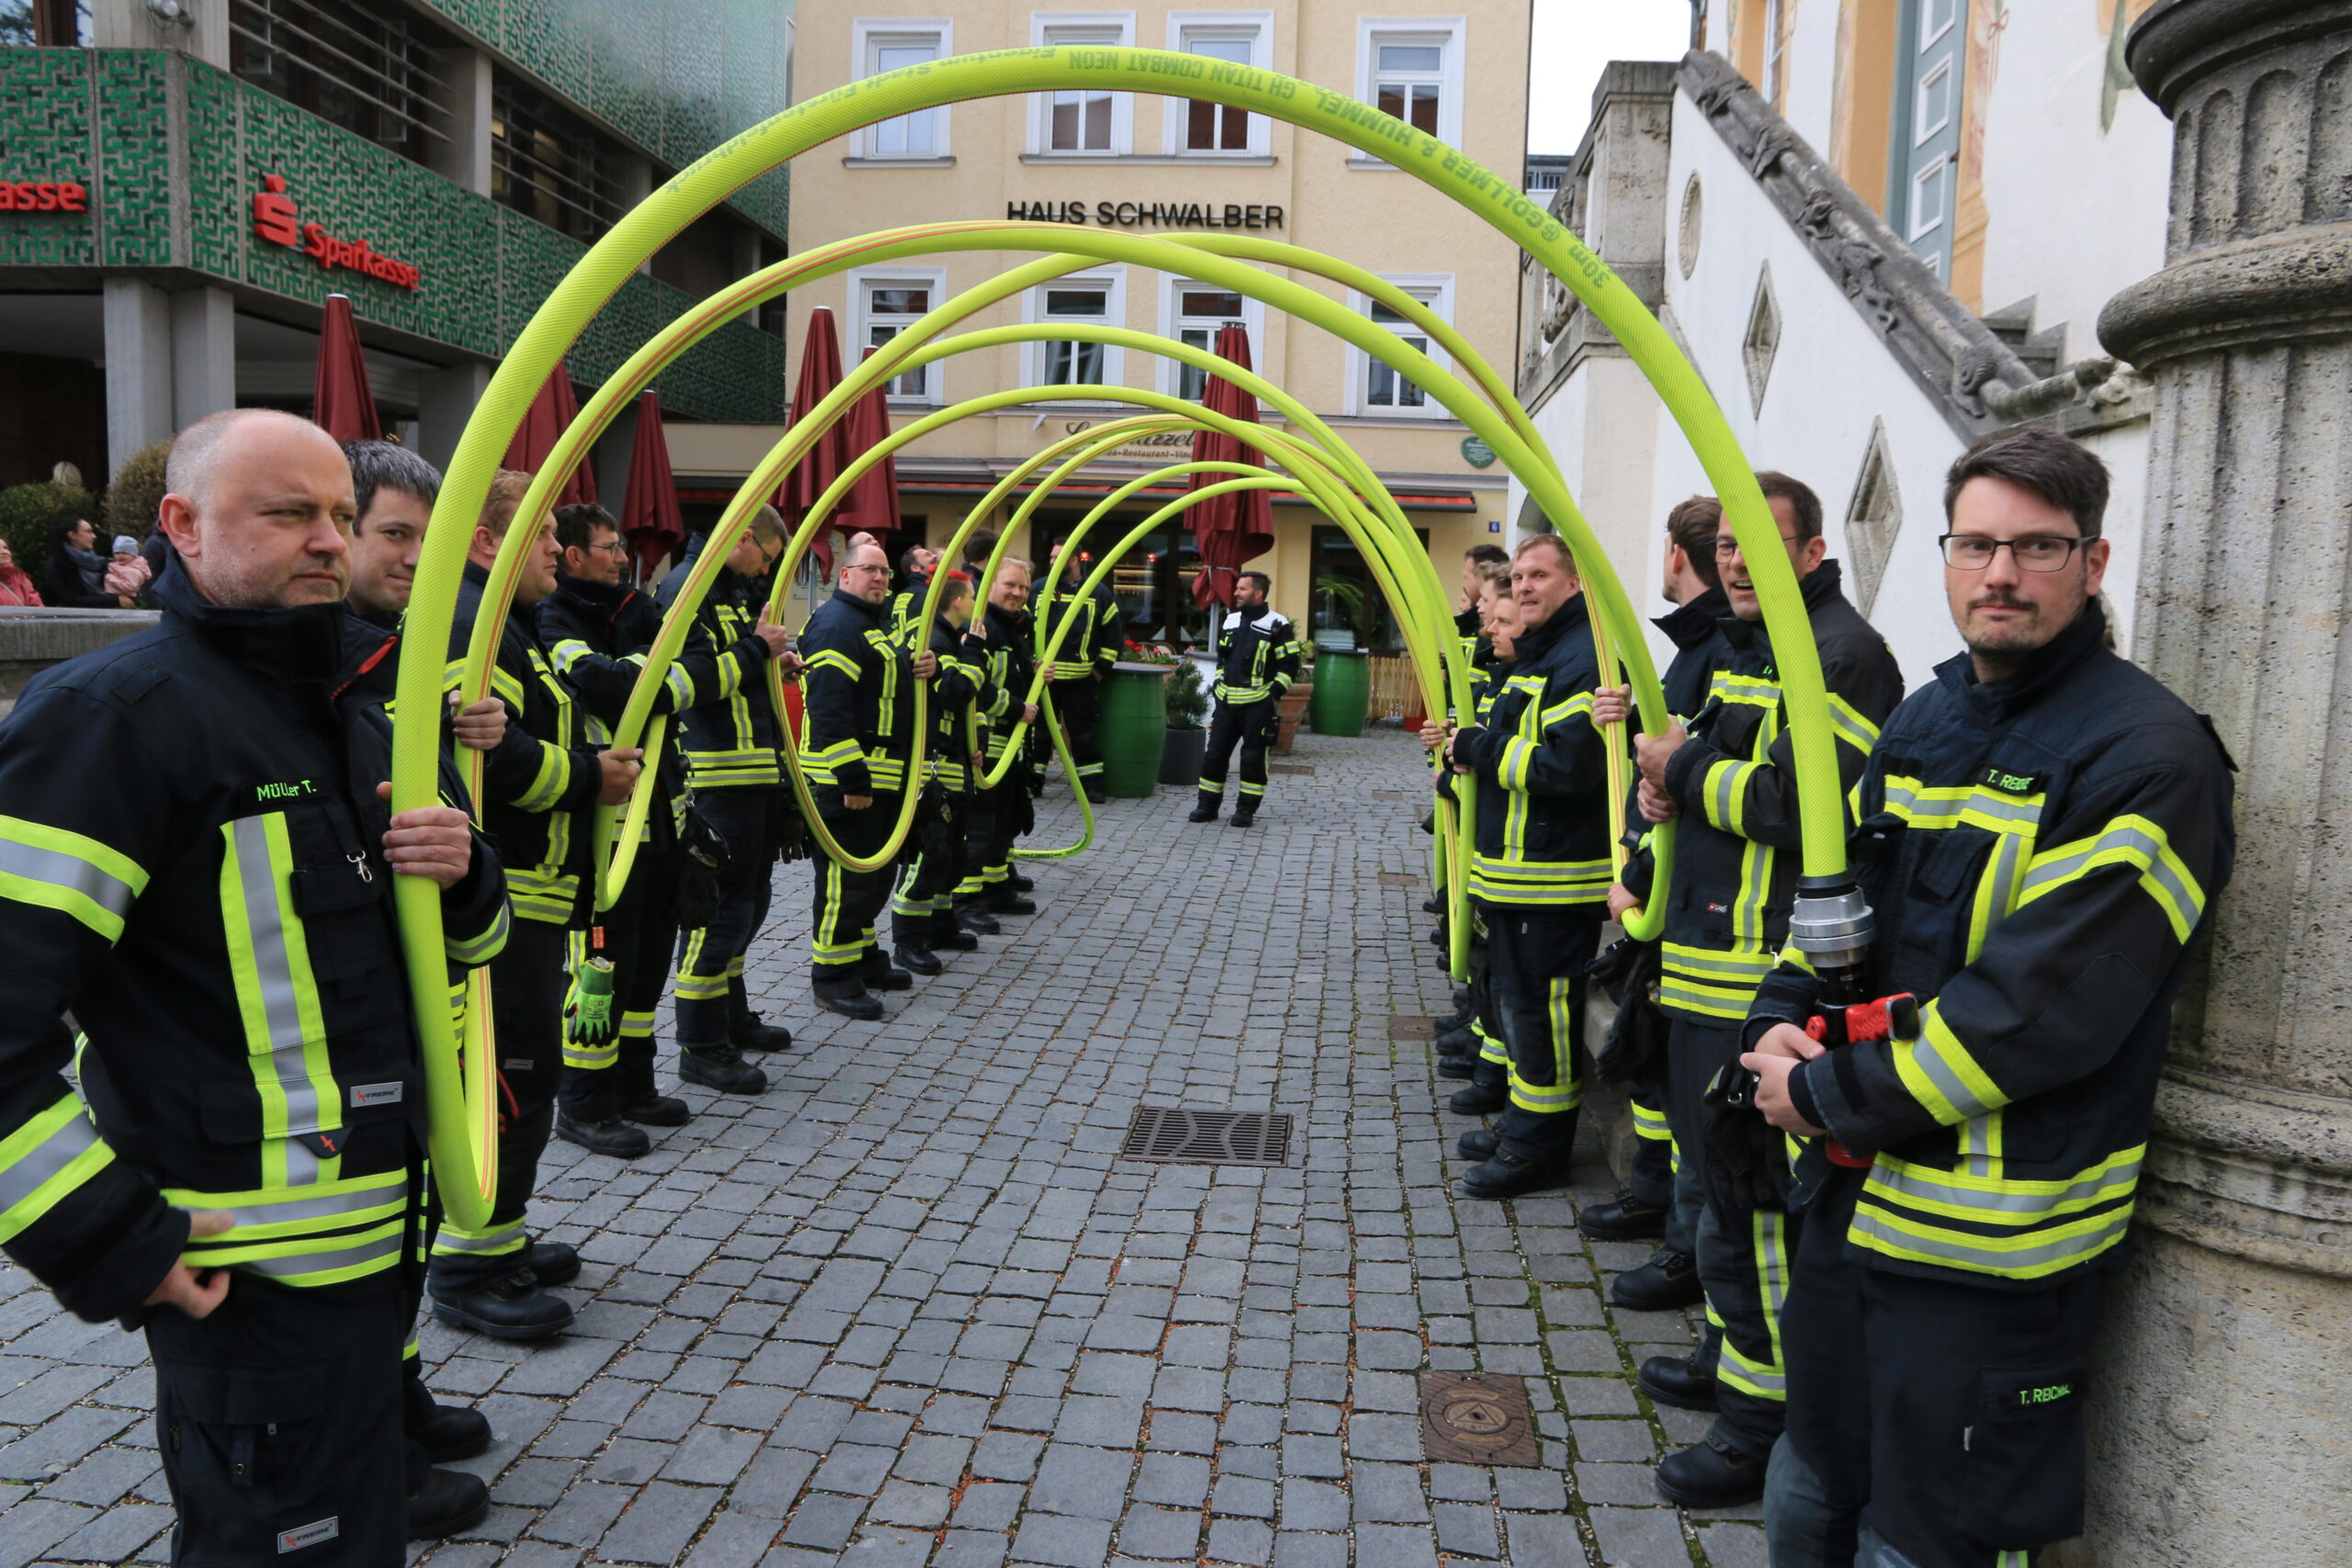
[1195,697,1273,814]
[150,1273,409,1564]
[431,916,563,1292]
[1487,904,1601,1165]
[675,787,779,1050]
[1627,1091,1679,1236]
[891,784,968,946]
[811,788,900,992]
[959,766,1023,900]
[560,847,680,1122]
[1050,676,1103,788]
[1773,1165,2106,1568]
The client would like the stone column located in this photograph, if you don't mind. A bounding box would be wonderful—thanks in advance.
[2087,2,2352,1562]
[101,277,174,478]
[169,287,236,431]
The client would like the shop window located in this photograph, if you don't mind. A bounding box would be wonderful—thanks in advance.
[1311,524,1426,649]
[1355,19,1464,158]
[1169,13,1272,155]
[491,71,626,242]
[856,21,952,159]
[1033,14,1134,154]
[231,0,449,169]
[853,270,947,403]
[1348,276,1453,419]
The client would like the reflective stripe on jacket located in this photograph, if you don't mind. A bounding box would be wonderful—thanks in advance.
[1213,607,1300,706]
[657,538,786,790]
[1453,593,1610,908]
[799,589,918,795]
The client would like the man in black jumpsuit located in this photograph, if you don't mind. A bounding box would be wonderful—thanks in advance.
[0,409,510,1560]
[1188,570,1300,829]
[888,570,989,973]
[1039,541,1122,805]
[1740,430,2234,1568]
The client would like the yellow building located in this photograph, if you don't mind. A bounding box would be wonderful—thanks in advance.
[673,2,1532,653]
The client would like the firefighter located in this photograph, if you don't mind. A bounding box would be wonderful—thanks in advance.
[1039,539,1123,805]
[1738,429,2233,1568]
[1430,561,1516,1115]
[1442,535,1611,1199]
[956,557,1043,930]
[0,409,511,1556]
[539,504,796,1152]
[1602,475,1904,1510]
[341,439,440,631]
[888,570,989,974]
[435,471,642,1341]
[801,540,937,1019]
[657,506,800,1095]
[888,544,940,641]
[1187,570,1300,828]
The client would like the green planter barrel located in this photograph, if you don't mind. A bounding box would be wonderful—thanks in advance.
[1098,663,1171,797]
[1309,649,1372,737]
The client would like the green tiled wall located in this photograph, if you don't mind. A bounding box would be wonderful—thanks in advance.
[0,51,784,423]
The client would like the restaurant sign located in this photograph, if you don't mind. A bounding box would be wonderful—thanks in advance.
[253,175,423,291]
[1052,421,1201,467]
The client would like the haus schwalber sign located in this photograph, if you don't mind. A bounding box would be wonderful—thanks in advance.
[1006,201,1285,231]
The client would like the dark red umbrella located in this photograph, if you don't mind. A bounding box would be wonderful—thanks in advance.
[618,390,684,583]
[503,360,597,507]
[1188,321,1273,608]
[777,307,859,578]
[311,293,381,444]
[834,345,902,544]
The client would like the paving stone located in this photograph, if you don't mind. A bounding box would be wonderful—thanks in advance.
[1588,1505,1690,1566]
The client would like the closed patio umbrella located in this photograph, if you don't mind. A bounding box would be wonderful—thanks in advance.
[311,293,382,444]
[1188,321,1274,611]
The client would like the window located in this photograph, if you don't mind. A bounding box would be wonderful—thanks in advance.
[1033,14,1135,154]
[855,21,952,159]
[1026,270,1127,396]
[232,0,451,170]
[1355,19,1466,160]
[1347,276,1453,419]
[1161,278,1264,402]
[491,72,626,242]
[1890,0,1963,280]
[1915,57,1952,142]
[1921,0,1959,46]
[1764,0,1788,108]
[853,269,947,403]
[1167,13,1272,155]
[1910,157,1950,244]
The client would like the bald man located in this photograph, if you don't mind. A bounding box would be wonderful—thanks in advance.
[0,409,511,1554]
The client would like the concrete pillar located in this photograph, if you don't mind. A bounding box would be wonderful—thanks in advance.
[2083,2,2352,1562]
[430,47,495,198]
[415,363,492,476]
[101,277,174,479]
[169,287,236,431]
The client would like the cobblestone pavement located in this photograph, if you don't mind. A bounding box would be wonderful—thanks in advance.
[0,729,1768,1568]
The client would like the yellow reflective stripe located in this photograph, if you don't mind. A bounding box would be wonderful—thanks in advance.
[161,1169,408,1242]
[1826,693,1880,751]
[447,899,509,966]
[219,814,341,1187]
[431,1218,525,1255]
[510,739,572,814]
[1863,1145,2143,1225]
[186,1215,406,1286]
[1710,671,1780,707]
[0,815,147,942]
[1541,692,1595,728]
[805,649,861,680]
[0,1095,115,1245]
[1657,976,1760,1021]
[1882,775,2044,835]
[1216,682,1274,704]
[1717,1209,1790,1402]
[548,638,593,673]
[1498,735,1536,791]
[2019,814,2205,942]
[1889,1001,2008,1126]
[1662,944,1777,980]
[1849,1192,2134,1279]
[1630,1100,1670,1141]
[1703,759,1758,835]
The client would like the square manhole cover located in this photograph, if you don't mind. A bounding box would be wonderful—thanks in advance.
[1119,1107,1294,1166]
[1389,1016,1435,1040]
[1420,1372,1541,1466]
[1268,762,1315,775]
[1379,873,1419,886]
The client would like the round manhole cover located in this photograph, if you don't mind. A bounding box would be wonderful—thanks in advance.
[1434,1389,1518,1446]
[1419,1373,1539,1464]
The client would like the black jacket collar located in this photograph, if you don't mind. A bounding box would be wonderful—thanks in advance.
[1718,558,1847,660]
[1654,585,1728,649]
[832,585,888,626]
[553,571,638,620]
[1512,588,1589,665]
[153,553,347,694]
[1937,596,2109,724]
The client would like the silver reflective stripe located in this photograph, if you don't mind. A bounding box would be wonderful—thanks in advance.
[1712,761,1744,828]
[0,1100,103,1217]
[1662,945,1777,978]
[1885,780,2042,830]
[0,837,138,925]
[225,818,328,1144]
[1907,1035,2004,1122]
[1981,829,2029,944]
[1849,1203,2131,1273]
[233,1226,401,1280]
[170,1176,406,1236]
[1868,1152,2144,1220]
[433,1221,526,1253]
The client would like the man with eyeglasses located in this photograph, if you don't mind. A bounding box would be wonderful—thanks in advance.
[800,541,938,1019]
[1601,470,1903,1509]
[1735,428,2233,1568]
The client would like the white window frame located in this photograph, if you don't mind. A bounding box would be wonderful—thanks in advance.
[1920,0,1959,49]
[1164,11,1275,157]
[1157,275,1267,401]
[1352,17,1467,166]
[1909,155,1950,242]
[1913,56,1952,144]
[848,266,949,406]
[853,19,953,160]
[1764,0,1787,107]
[1023,266,1129,400]
[1030,12,1136,155]
[1345,274,1454,419]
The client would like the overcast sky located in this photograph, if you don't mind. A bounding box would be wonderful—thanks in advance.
[1527,1,1698,155]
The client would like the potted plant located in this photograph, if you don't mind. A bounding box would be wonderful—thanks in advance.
[1158,656,1210,786]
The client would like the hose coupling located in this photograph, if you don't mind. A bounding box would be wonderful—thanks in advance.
[1790,874,1875,976]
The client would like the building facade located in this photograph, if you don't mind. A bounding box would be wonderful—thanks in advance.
[707,1,1532,650]
[0,0,795,491]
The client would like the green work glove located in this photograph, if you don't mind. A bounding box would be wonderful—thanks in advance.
[563,955,617,1049]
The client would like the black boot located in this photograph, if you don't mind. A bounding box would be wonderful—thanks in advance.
[1421,896,1442,914]
[1229,806,1256,828]
[1436,1055,1477,1080]
[1578,1187,1670,1242]
[1009,871,1035,892]
[895,943,944,976]
[1434,1025,1478,1055]
[986,889,1037,916]
[1447,1075,1509,1116]
[1460,1150,1576,1201]
[405,1380,492,1465]
[956,902,1001,935]
[1653,1429,1768,1509]
[1637,1350,1719,1413]
[524,1239,579,1288]
[407,1466,491,1541]
[431,1269,574,1341]
[1610,1247,1704,1311]
[680,1045,771,1092]
[729,1013,794,1052]
[1455,1126,1499,1161]
[620,1092,691,1127]
[554,1108,650,1159]
[1082,783,1108,805]
[931,912,978,951]
[861,951,913,990]
[1187,796,1221,823]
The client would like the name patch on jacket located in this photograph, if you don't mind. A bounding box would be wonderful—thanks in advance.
[254,778,322,804]
[349,1082,403,1108]
[1978,766,2042,795]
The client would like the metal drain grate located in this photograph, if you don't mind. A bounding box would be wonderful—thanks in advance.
[1420,1372,1541,1466]
[1120,1107,1294,1166]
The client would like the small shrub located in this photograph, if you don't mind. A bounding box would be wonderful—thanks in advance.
[103,438,173,545]
[1166,658,1210,730]
[0,481,99,579]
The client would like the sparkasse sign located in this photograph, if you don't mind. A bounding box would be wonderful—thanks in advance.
[253,175,422,291]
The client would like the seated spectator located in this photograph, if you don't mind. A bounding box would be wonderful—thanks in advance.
[104,536,152,603]
[40,517,128,608]
[0,537,42,607]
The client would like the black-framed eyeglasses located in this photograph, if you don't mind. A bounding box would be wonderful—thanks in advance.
[1713,533,1800,558]
[1938,534,2089,571]
[587,539,628,558]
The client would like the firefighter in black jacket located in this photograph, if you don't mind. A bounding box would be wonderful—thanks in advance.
[655,508,797,1094]
[958,558,1044,927]
[1607,477,1905,1511]
[436,470,641,1342]
[1443,536,1611,1199]
[887,570,989,973]
[801,539,936,1019]
[888,543,940,641]
[1738,431,2233,1568]
[1187,570,1301,828]
[0,411,511,1558]
[1039,540,1123,805]
[540,505,797,1149]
